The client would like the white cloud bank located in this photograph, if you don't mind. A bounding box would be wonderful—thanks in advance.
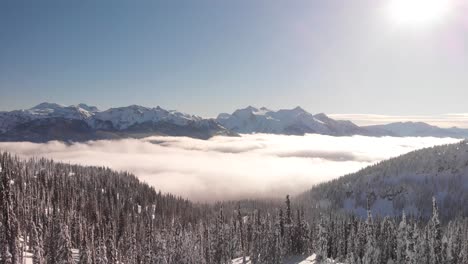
[0,134,460,201]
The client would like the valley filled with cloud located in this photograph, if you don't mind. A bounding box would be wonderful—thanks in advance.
[0,134,459,201]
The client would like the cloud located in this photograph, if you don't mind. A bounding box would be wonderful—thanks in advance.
[0,134,460,202]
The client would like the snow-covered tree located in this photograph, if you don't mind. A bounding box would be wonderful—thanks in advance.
[396,211,407,263]
[316,214,328,262]
[30,221,45,264]
[362,207,380,264]
[429,197,442,264]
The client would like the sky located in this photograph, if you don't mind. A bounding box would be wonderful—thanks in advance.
[0,134,459,201]
[1,0,468,117]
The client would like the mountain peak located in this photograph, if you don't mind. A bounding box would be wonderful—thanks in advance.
[30,102,64,110]
[293,106,305,112]
[76,103,99,112]
[244,106,258,112]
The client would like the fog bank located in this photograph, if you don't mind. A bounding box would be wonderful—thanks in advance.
[0,134,459,201]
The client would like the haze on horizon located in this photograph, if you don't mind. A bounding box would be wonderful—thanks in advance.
[1,0,468,117]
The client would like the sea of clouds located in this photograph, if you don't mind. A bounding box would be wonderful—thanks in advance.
[0,134,459,201]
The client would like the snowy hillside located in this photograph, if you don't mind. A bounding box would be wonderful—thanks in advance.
[2,150,468,264]
[297,140,468,220]
[217,106,369,136]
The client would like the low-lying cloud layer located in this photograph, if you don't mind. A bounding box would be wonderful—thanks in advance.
[0,134,460,201]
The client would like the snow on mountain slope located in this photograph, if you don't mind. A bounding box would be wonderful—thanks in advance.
[217,106,370,136]
[0,103,234,141]
[29,102,94,119]
[2,103,467,140]
[297,140,468,220]
[76,103,99,113]
[0,103,95,133]
[93,105,202,130]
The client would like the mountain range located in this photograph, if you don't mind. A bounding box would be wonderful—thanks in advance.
[0,103,467,142]
[0,103,235,142]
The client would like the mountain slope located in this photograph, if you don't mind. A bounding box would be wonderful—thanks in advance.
[217,106,371,136]
[2,103,467,141]
[296,140,468,220]
[365,121,468,138]
[0,103,235,142]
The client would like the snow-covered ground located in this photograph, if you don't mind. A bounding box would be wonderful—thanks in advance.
[231,254,343,264]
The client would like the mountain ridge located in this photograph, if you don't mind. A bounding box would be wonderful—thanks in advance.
[0,102,235,141]
[1,103,467,142]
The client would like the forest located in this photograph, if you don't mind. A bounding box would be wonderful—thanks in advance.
[1,151,468,264]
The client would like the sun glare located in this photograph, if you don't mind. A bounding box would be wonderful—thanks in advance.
[386,0,453,27]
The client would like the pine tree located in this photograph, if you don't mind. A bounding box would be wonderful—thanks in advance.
[346,222,357,264]
[56,223,74,264]
[143,222,154,264]
[405,223,416,264]
[106,227,117,264]
[79,232,92,264]
[30,221,45,264]
[380,217,396,263]
[0,154,20,264]
[95,237,108,264]
[285,195,292,225]
[316,214,328,262]
[429,197,442,264]
[283,195,293,255]
[397,211,407,263]
[362,207,380,264]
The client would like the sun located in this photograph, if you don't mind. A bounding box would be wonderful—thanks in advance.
[386,0,453,27]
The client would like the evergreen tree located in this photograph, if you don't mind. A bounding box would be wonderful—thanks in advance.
[30,221,45,264]
[95,237,108,264]
[78,235,92,264]
[405,222,416,264]
[429,197,442,264]
[362,207,380,264]
[106,227,117,264]
[316,214,328,262]
[0,154,19,264]
[56,223,74,264]
[397,211,407,263]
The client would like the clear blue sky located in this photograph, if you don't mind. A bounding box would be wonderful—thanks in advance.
[1,0,467,117]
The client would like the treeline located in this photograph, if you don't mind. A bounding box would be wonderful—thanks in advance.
[1,152,468,263]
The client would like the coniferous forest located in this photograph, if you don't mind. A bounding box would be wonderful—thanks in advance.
[1,151,468,264]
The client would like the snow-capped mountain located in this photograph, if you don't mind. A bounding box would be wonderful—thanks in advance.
[0,103,235,142]
[92,105,202,130]
[2,103,468,142]
[217,106,370,136]
[0,103,96,133]
[364,121,468,138]
[297,140,468,220]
